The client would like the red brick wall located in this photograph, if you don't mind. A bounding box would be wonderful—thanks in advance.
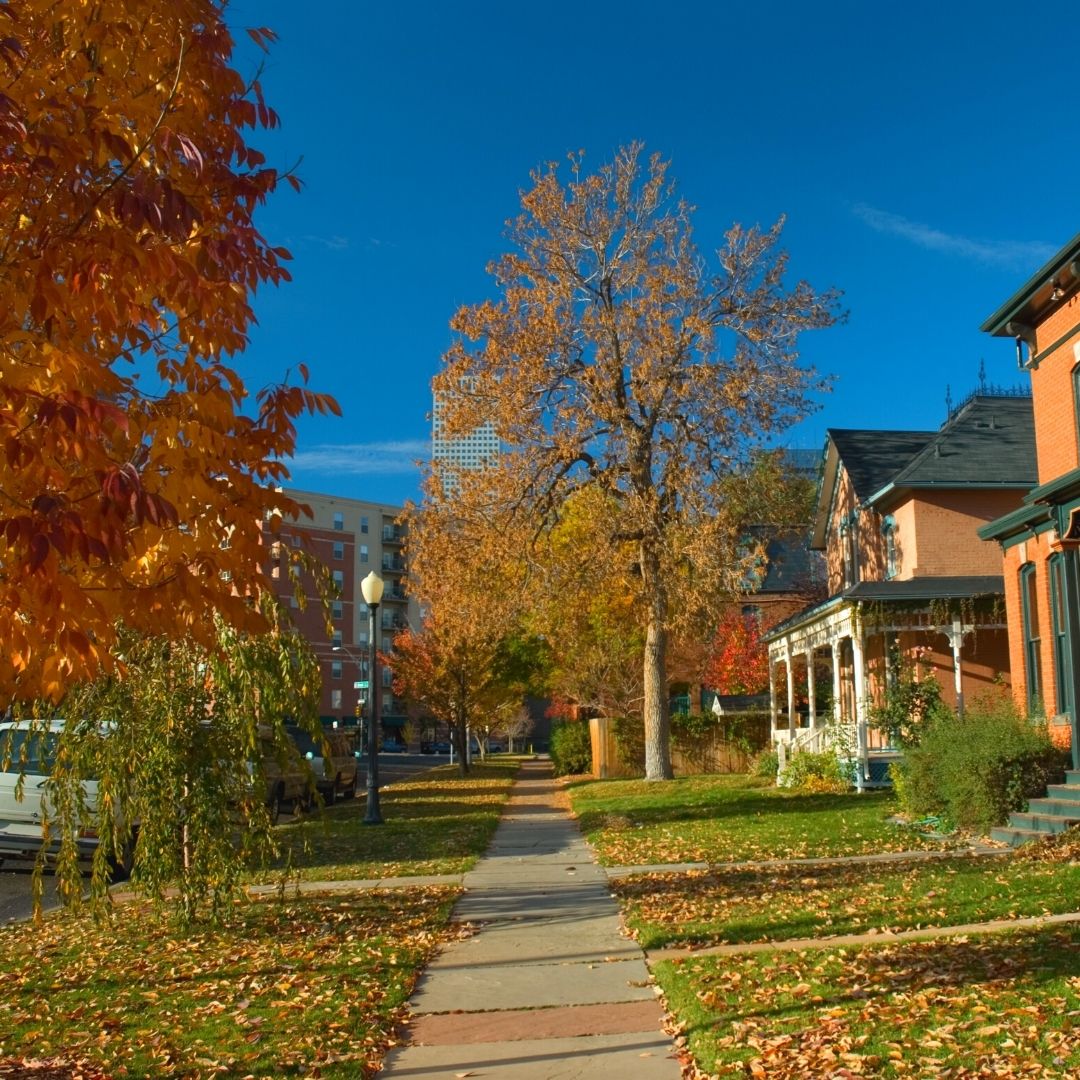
[1031,295,1080,484]
[906,490,1026,578]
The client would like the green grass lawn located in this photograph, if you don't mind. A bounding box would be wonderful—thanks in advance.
[569,773,951,866]
[617,852,1080,949]
[0,887,459,1078]
[656,925,1080,1077]
[257,760,518,882]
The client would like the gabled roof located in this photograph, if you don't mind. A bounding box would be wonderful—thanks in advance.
[811,430,932,548]
[828,429,935,503]
[870,394,1035,502]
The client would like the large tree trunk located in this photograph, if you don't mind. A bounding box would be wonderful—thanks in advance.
[642,545,674,780]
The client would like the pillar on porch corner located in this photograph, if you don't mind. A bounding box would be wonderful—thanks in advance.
[806,650,817,727]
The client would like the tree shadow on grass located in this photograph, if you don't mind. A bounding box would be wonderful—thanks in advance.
[577,788,897,833]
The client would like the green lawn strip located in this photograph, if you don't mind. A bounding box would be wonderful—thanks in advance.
[569,773,949,866]
[0,886,459,1078]
[656,925,1080,1077]
[618,853,1080,948]
[257,760,518,882]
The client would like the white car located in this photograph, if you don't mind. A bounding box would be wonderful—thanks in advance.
[0,719,121,868]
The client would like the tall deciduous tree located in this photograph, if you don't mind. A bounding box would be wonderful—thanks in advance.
[436,144,839,779]
[0,1,337,702]
[394,500,527,774]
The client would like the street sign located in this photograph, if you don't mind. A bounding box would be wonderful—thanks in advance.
[353,680,370,689]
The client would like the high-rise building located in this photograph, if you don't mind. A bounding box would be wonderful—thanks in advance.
[267,489,419,745]
[432,383,499,485]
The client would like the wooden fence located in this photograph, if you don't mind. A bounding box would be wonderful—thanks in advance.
[588,713,770,779]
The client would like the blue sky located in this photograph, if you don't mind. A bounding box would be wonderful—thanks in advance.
[226,0,1071,507]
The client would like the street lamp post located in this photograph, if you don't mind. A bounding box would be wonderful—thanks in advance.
[359,570,385,825]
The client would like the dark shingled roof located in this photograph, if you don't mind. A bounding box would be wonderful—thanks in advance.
[845,576,1004,602]
[827,429,934,502]
[758,530,825,593]
[884,395,1035,492]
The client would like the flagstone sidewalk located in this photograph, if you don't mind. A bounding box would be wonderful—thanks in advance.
[380,759,682,1079]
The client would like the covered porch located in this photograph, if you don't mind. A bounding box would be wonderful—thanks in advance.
[765,578,1008,789]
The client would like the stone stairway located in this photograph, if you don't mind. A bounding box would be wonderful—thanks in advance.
[990,769,1080,847]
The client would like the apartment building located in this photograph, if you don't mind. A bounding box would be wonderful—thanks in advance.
[269,488,419,741]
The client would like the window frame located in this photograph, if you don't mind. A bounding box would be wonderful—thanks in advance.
[1020,562,1043,714]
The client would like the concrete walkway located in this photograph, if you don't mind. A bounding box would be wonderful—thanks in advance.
[381,760,681,1079]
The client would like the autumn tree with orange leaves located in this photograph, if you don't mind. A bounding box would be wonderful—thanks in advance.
[435,144,838,780]
[0,1,338,703]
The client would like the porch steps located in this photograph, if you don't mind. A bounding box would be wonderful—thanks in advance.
[990,772,1080,848]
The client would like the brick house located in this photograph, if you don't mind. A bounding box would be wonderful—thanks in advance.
[765,391,1034,786]
[979,232,1080,765]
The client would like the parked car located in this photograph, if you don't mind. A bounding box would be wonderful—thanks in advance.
[380,738,407,753]
[428,740,451,755]
[287,725,358,806]
[254,729,311,821]
[0,719,134,876]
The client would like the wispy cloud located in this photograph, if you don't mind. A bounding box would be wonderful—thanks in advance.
[852,204,1056,270]
[289,441,428,476]
[300,234,350,251]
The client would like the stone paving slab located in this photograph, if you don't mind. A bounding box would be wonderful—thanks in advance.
[408,999,669,1045]
[410,955,655,1013]
[424,917,641,967]
[383,1032,679,1078]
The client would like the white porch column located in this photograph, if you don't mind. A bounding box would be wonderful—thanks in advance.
[946,617,966,717]
[806,649,817,727]
[768,656,779,743]
[784,642,796,737]
[851,631,869,792]
[831,640,843,724]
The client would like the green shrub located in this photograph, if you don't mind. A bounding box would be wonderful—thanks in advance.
[779,749,848,793]
[549,721,592,776]
[753,748,780,779]
[892,700,1067,833]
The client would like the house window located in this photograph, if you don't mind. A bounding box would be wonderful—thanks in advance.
[360,545,369,563]
[332,569,344,591]
[1020,562,1042,713]
[333,541,344,560]
[1050,554,1073,720]
[841,522,855,589]
[332,600,343,619]
[292,534,302,548]
[333,511,344,531]
[332,630,342,648]
[331,661,342,680]
[331,689,342,710]
[361,516,369,534]
[882,515,898,579]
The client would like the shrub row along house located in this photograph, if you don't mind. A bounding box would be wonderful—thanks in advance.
[764,391,1035,787]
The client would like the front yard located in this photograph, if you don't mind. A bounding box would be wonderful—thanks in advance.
[658,925,1080,1077]
[570,773,951,865]
[570,770,1080,1078]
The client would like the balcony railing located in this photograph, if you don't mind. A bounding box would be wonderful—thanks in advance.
[381,526,405,545]
[381,556,407,573]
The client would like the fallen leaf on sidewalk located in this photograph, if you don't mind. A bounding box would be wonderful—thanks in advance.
[455,1072,477,1077]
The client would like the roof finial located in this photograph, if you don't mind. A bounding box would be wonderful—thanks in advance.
[978,358,987,391]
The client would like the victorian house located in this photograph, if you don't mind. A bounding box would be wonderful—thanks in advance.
[765,391,1035,787]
